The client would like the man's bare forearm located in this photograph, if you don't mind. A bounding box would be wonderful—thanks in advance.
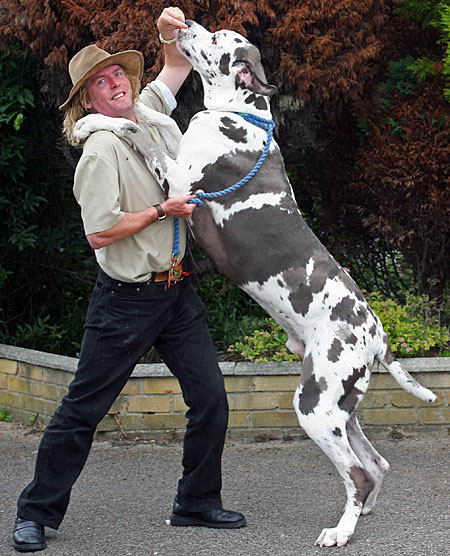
[87,208,158,249]
[86,195,196,249]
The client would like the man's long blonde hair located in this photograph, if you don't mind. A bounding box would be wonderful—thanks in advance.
[62,71,141,147]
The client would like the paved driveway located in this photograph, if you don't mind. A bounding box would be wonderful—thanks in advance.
[0,423,448,555]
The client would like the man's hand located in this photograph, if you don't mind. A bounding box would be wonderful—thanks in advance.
[161,195,196,218]
[156,7,192,96]
[157,6,188,41]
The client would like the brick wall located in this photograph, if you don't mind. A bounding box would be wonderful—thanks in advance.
[0,344,448,440]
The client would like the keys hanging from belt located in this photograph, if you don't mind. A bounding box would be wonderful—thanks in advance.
[167,256,190,288]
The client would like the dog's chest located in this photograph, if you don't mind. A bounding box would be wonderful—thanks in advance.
[178,112,269,188]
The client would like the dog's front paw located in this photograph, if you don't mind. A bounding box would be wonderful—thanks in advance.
[74,114,139,140]
[74,117,93,140]
[315,527,352,547]
[118,121,139,135]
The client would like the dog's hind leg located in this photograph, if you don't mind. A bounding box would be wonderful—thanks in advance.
[294,402,375,546]
[346,413,390,515]
[293,354,376,547]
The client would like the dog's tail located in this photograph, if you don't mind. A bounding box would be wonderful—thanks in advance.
[377,356,436,402]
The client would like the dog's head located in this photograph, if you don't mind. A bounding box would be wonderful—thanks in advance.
[177,21,277,112]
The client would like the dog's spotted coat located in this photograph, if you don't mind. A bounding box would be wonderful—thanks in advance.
[75,21,436,547]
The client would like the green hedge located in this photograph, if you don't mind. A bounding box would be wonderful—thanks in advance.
[228,292,449,361]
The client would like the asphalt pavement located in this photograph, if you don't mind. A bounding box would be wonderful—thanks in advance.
[0,422,448,556]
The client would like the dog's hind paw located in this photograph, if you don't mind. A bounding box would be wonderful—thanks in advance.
[315,527,352,547]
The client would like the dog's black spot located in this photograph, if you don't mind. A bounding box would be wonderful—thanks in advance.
[319,376,328,391]
[155,166,162,181]
[254,96,268,110]
[309,253,340,293]
[330,297,368,327]
[299,375,322,415]
[283,252,340,317]
[348,466,375,504]
[327,338,343,362]
[244,93,268,110]
[286,280,313,316]
[298,355,327,415]
[219,53,231,75]
[200,50,208,61]
[368,323,377,337]
[338,365,367,413]
[345,332,358,345]
[219,117,247,143]
[235,38,243,43]
[332,427,342,437]
[339,387,363,414]
[277,279,283,287]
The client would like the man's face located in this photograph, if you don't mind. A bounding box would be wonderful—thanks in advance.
[85,64,135,119]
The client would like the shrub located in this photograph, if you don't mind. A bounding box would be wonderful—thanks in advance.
[228,292,449,361]
[228,318,301,362]
[366,291,449,357]
[0,408,13,422]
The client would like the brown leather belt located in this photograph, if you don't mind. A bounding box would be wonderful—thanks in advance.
[149,260,185,283]
[151,270,170,282]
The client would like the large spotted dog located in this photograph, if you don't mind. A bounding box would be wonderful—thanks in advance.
[75,21,436,548]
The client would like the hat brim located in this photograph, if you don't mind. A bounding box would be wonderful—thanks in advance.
[59,50,144,111]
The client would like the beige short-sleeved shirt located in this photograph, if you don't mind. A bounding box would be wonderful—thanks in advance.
[73,81,186,282]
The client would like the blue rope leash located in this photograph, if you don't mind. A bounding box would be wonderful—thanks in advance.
[171,112,275,258]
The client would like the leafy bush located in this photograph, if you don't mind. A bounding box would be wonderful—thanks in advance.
[0,47,94,356]
[0,316,69,354]
[228,318,301,362]
[367,291,449,357]
[435,1,450,101]
[228,292,449,361]
[0,408,13,422]
[396,0,450,101]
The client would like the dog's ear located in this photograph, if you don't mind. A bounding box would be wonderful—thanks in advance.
[233,59,277,97]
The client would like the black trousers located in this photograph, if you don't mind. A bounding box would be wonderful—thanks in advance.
[17,270,228,529]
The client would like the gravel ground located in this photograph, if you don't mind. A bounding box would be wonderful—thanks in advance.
[0,422,448,556]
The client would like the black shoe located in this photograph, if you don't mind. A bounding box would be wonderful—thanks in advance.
[170,501,246,529]
[13,518,47,552]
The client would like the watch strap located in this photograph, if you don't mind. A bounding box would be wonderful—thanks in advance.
[153,203,166,220]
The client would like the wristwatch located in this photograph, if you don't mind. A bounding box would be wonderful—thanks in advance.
[153,203,166,221]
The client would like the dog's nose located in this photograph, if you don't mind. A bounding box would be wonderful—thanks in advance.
[185,19,194,27]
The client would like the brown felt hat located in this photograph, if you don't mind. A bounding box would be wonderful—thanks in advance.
[59,44,144,110]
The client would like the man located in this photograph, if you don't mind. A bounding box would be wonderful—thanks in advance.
[13,7,245,553]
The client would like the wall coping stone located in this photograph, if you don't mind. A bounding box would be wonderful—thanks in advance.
[1,343,448,378]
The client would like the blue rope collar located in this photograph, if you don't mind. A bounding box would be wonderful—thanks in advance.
[171,112,275,262]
